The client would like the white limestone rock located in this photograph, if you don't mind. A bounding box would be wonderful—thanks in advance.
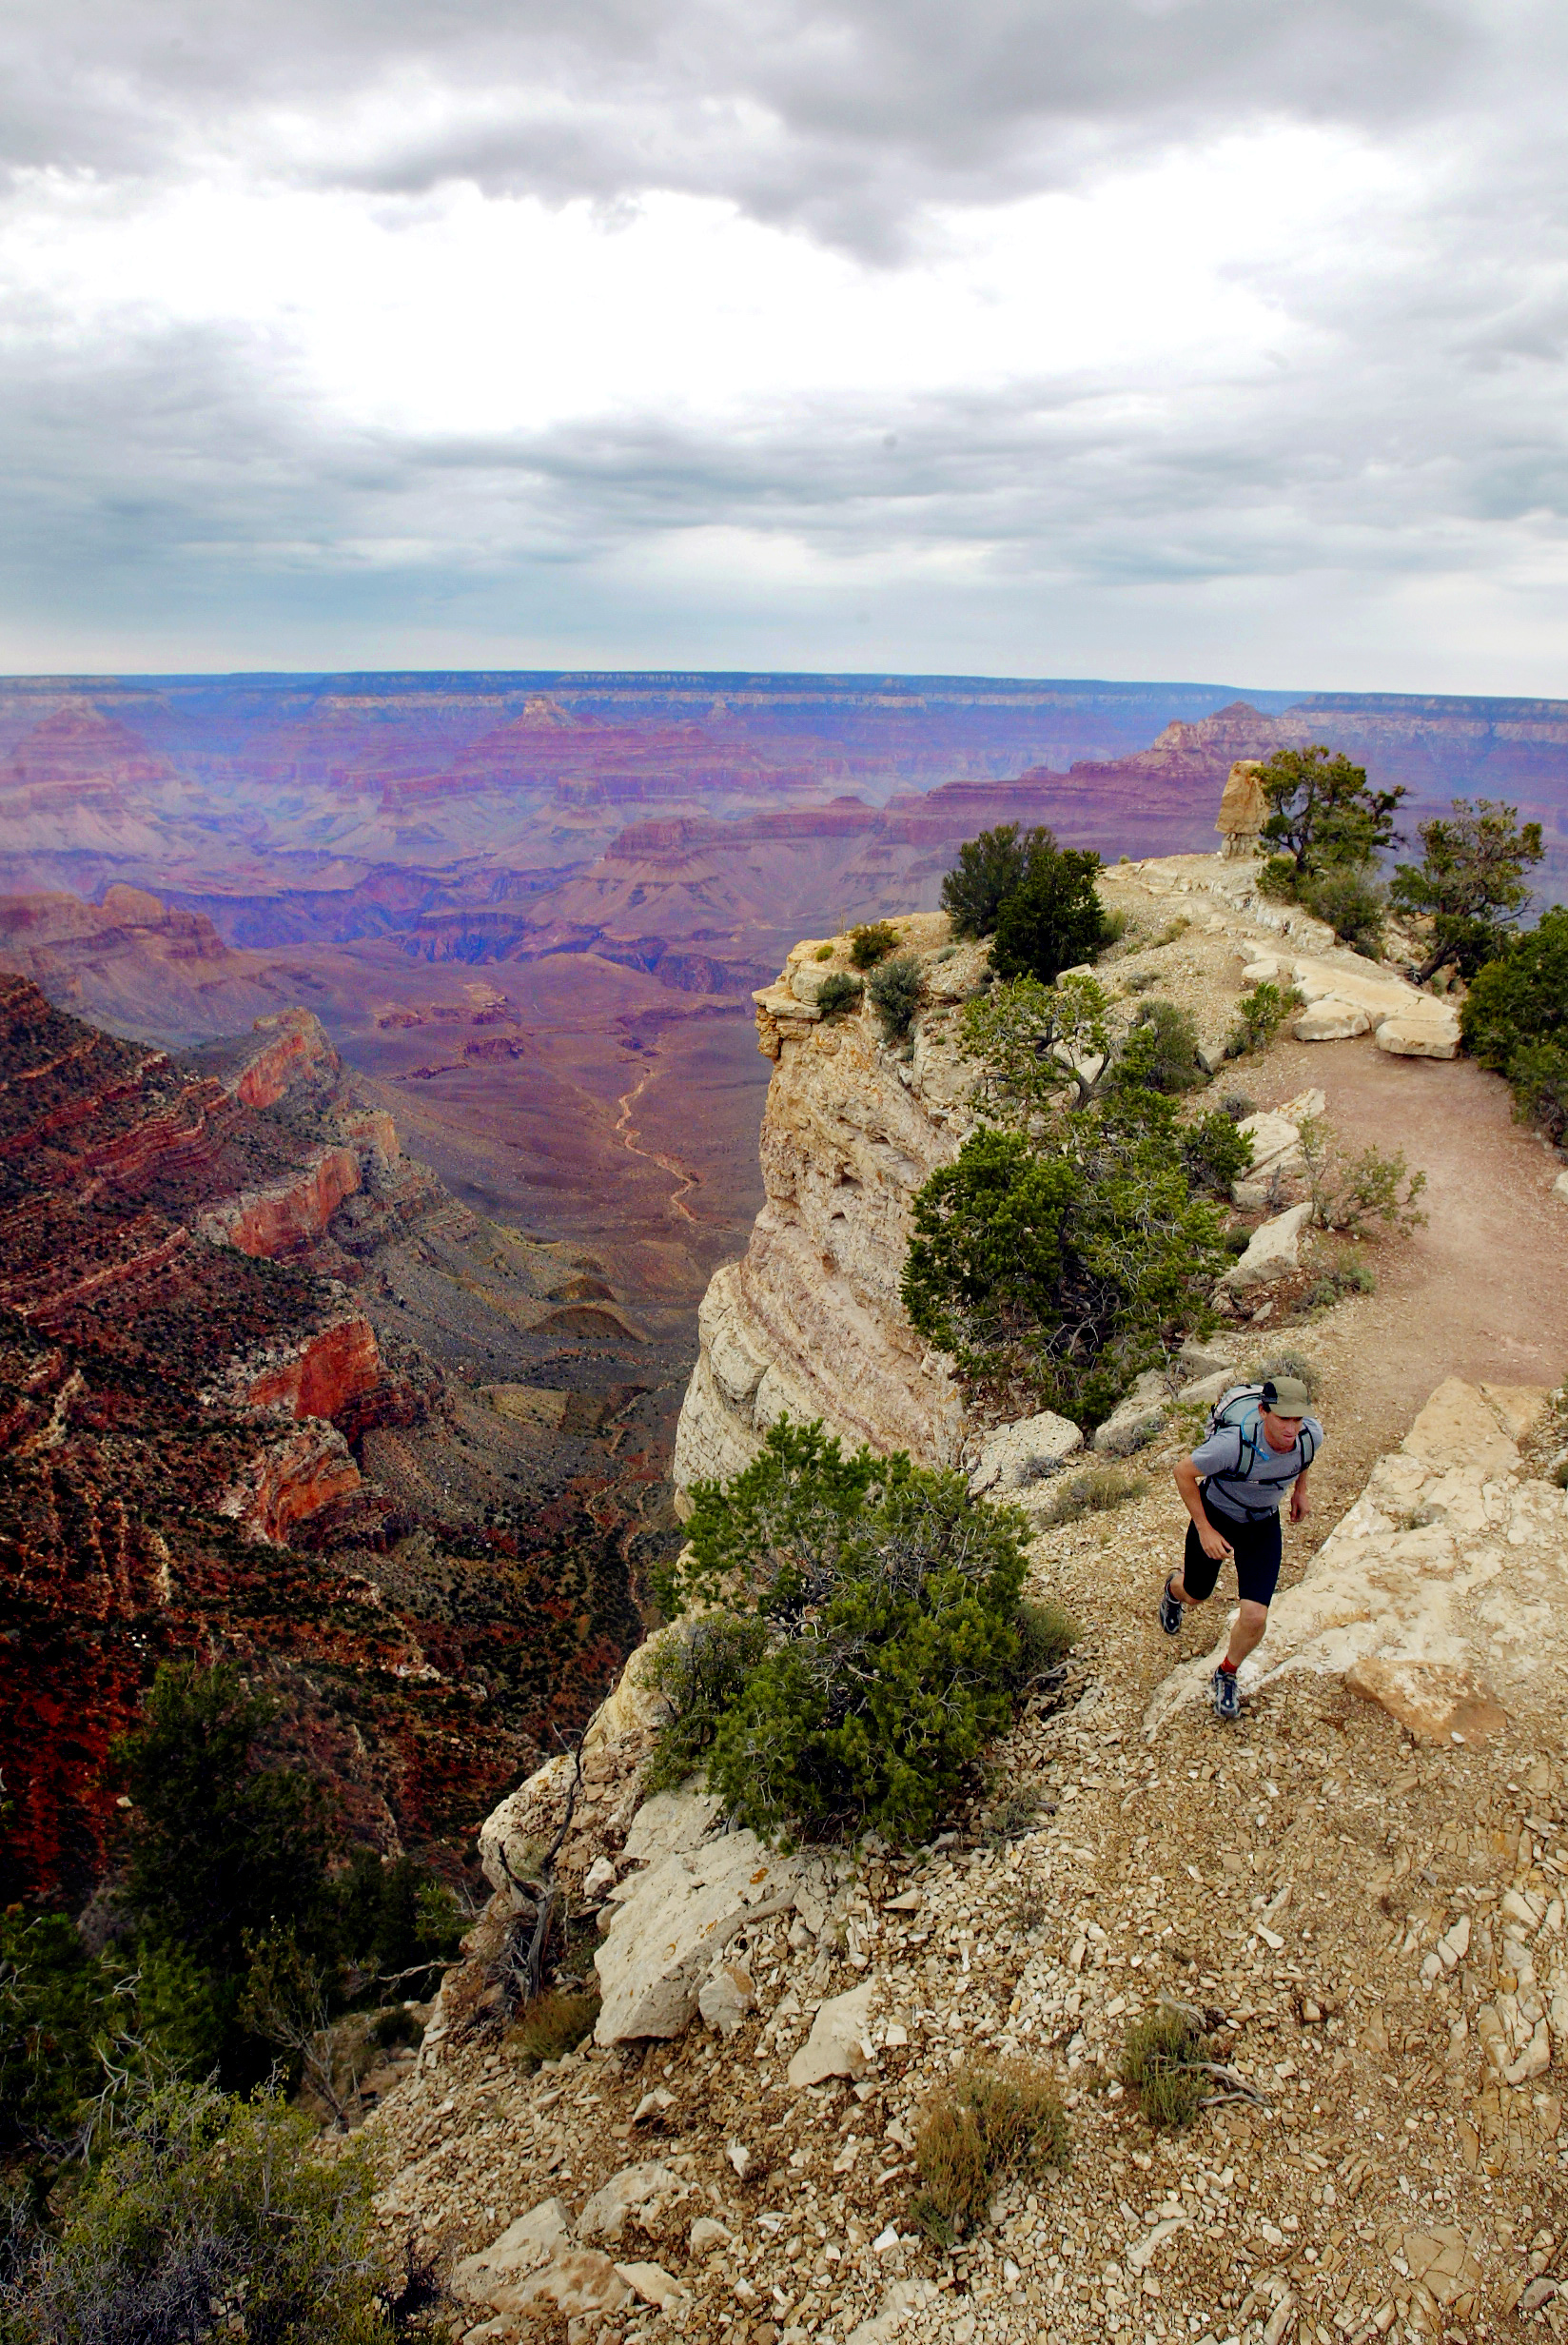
[1090,1370,1172,1456]
[595,1832,794,2044]
[451,2201,575,2307]
[578,2163,691,2246]
[1223,1201,1314,1291]
[967,1409,1083,1496]
[697,1957,757,2037]
[1376,1011,1460,1060]
[787,1980,878,2087]
[1293,997,1370,1041]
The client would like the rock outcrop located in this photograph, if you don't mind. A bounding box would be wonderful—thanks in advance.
[673,916,985,1489]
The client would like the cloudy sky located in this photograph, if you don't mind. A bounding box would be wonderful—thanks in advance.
[3,0,1566,687]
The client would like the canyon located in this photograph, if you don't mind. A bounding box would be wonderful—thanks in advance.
[0,975,666,1908]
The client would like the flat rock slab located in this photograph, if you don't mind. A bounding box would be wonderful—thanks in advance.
[968,1408,1083,1494]
[451,2199,575,2306]
[787,1980,878,2086]
[1377,1012,1460,1059]
[595,1831,794,2043]
[1223,1200,1314,1290]
[1294,998,1370,1041]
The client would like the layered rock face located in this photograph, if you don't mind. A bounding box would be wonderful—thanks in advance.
[673,916,985,1488]
[0,976,647,1905]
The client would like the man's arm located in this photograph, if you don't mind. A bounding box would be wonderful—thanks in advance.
[1289,1465,1312,1524]
[1174,1454,1233,1560]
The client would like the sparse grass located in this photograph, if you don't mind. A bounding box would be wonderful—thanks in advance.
[1042,1464,1148,1524]
[1119,2009,1208,2129]
[1248,1349,1320,1399]
[1009,1882,1050,1934]
[1151,916,1191,947]
[850,921,901,969]
[1124,970,1157,994]
[910,2061,1068,2245]
[981,1789,1043,1847]
[1303,1262,1377,1310]
[1010,1596,1079,1685]
[504,1989,600,2072]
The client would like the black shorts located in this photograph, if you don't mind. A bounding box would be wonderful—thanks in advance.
[1182,1497,1282,1608]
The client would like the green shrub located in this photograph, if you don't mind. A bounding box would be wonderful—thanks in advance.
[910,2061,1068,2246]
[1228,980,1304,1055]
[1041,1464,1148,1523]
[641,1611,772,1793]
[1300,864,1387,956]
[1462,908,1568,1144]
[505,1989,600,2072]
[1099,907,1131,949]
[1151,916,1191,947]
[667,1423,1031,1847]
[1119,2009,1208,2129]
[1256,856,1299,901]
[850,921,901,970]
[1009,1597,1079,1685]
[981,1788,1043,1847]
[1220,1092,1256,1121]
[813,943,835,962]
[1391,797,1545,981]
[1,2078,407,2342]
[1222,1225,1251,1256]
[867,953,924,1041]
[902,1102,1226,1424]
[1297,1115,1427,1235]
[369,2003,425,2051]
[1181,1111,1255,1194]
[1258,744,1405,878]
[1109,1001,1205,1095]
[940,825,1038,940]
[815,972,863,1021]
[990,841,1107,987]
[959,973,1114,1121]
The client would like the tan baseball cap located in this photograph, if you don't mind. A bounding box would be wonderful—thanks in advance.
[1264,1376,1313,1416]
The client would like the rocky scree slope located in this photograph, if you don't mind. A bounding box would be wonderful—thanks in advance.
[0,976,652,1905]
[365,1373,1568,2345]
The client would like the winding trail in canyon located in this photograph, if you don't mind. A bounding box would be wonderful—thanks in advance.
[613,1049,699,1223]
[1249,1030,1568,1567]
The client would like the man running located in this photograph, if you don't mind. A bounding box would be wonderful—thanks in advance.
[1158,1375,1323,1720]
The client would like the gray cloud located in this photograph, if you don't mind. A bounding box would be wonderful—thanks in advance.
[1,0,1567,680]
[1,0,1485,252]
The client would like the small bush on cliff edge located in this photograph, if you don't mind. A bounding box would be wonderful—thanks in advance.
[655,1422,1059,1847]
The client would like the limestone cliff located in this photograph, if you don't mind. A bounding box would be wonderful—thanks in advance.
[673,914,988,1490]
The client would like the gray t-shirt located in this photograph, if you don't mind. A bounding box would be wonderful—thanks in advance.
[1189,1407,1323,1523]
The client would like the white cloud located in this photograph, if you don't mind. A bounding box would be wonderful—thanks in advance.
[1,0,1566,683]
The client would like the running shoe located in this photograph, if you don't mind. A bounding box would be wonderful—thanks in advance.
[1211,1665,1241,1722]
[1159,1578,1184,1637]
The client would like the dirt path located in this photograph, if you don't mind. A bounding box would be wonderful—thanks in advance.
[1243,1033,1568,1536]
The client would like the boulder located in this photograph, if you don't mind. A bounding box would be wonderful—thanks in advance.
[1223,1201,1314,1291]
[451,2200,575,2305]
[1180,1367,1245,1409]
[578,2162,691,2246]
[967,1409,1083,1495]
[1375,1011,1460,1060]
[787,1980,878,2087]
[1235,1111,1303,1180]
[614,2262,689,2314]
[1293,998,1370,1041]
[1178,1335,1243,1379]
[1090,1370,1171,1456]
[595,1831,795,2043]
[697,1957,756,2037]
[1553,1170,1568,1206]
[501,2252,630,2322]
